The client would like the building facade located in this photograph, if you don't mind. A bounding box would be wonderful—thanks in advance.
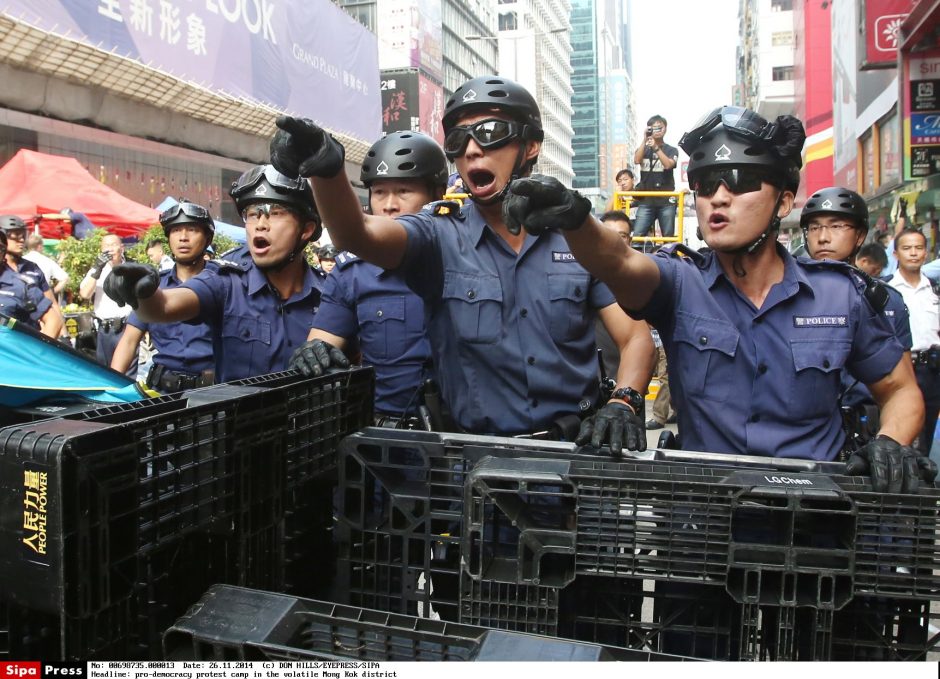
[496,0,574,184]
[570,0,632,196]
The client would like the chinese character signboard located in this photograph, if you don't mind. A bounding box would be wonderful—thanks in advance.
[903,48,940,179]
[861,0,913,69]
[0,0,381,141]
[381,70,418,135]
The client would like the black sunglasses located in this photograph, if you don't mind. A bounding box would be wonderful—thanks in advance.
[690,167,783,197]
[159,202,211,225]
[231,165,307,198]
[444,118,522,159]
[679,106,777,155]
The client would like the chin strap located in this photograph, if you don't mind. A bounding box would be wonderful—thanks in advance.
[728,189,785,278]
[466,143,529,207]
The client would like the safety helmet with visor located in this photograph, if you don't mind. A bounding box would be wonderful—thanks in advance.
[159,201,216,243]
[230,164,322,241]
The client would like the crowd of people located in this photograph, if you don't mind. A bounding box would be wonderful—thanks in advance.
[2,74,938,494]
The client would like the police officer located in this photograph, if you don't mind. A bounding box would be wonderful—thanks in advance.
[801,187,913,443]
[271,75,655,451]
[1,216,64,337]
[103,165,345,382]
[110,201,216,391]
[80,232,133,373]
[317,244,338,274]
[502,105,933,493]
[0,229,56,334]
[294,132,446,426]
[886,228,940,459]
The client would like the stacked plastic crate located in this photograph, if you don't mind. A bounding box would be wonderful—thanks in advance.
[0,369,373,659]
[333,429,940,660]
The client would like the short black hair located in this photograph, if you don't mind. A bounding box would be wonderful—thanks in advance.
[896,227,927,248]
[647,115,667,127]
[601,210,631,227]
[615,168,635,181]
[146,239,165,250]
[856,242,888,267]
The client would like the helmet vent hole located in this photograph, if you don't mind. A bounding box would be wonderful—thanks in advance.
[395,148,413,156]
[743,147,763,157]
[489,89,509,98]
[399,162,417,172]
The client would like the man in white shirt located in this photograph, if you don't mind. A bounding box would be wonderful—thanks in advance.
[887,227,940,458]
[79,233,136,376]
[24,234,68,299]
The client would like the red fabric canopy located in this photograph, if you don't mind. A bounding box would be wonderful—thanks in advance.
[0,149,158,238]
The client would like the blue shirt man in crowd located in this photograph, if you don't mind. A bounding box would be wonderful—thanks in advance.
[293,131,446,426]
[0,229,54,334]
[110,201,217,391]
[104,165,344,383]
[500,105,933,493]
[272,75,655,451]
[800,187,912,419]
[1,215,64,337]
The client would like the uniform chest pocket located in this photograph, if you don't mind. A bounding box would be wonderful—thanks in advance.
[221,314,272,346]
[673,312,739,402]
[358,296,406,360]
[548,273,591,343]
[442,271,502,344]
[789,339,850,418]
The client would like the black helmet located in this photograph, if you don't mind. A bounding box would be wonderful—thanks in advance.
[230,164,321,234]
[442,75,544,141]
[159,201,216,242]
[0,215,27,234]
[800,187,869,232]
[361,132,449,189]
[681,106,805,193]
[318,244,339,260]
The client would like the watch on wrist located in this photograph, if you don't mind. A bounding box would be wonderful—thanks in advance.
[610,387,645,415]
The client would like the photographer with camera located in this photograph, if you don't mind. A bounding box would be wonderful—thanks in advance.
[633,115,679,239]
[887,227,940,459]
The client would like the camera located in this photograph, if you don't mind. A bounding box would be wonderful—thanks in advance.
[646,126,653,137]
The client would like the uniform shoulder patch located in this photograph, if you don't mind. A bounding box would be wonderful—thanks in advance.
[660,243,707,266]
[214,259,245,274]
[422,200,464,218]
[335,251,359,269]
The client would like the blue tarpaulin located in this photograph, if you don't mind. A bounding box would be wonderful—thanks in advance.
[0,318,147,407]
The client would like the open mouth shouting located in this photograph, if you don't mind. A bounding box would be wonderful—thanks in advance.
[252,234,272,257]
[466,168,497,198]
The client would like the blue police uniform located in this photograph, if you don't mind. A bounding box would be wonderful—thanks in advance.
[127,264,216,377]
[182,258,324,382]
[635,244,904,461]
[0,267,50,328]
[396,201,616,435]
[313,251,431,416]
[840,280,912,409]
[10,258,50,293]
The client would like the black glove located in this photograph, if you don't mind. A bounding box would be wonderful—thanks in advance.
[270,116,346,179]
[103,262,159,309]
[575,402,646,456]
[503,174,593,236]
[89,251,112,279]
[289,339,350,377]
[844,435,938,494]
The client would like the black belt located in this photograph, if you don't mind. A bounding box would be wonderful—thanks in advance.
[146,364,213,393]
[97,317,126,333]
[911,347,939,367]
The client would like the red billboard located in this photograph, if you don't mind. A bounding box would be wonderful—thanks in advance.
[418,73,445,144]
[862,0,913,69]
